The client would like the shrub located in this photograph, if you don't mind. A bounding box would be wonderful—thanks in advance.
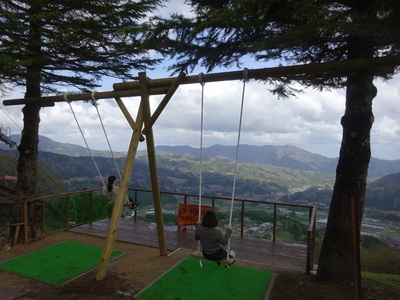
[361,246,400,274]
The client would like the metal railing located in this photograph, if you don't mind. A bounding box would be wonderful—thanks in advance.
[5,188,316,273]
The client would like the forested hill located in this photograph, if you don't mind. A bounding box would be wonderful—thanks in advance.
[155,144,400,178]
[2,135,400,177]
[0,147,335,200]
[365,173,400,210]
[1,137,400,210]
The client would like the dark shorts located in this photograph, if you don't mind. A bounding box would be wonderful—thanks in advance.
[203,248,230,261]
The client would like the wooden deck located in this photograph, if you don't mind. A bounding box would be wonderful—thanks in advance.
[69,218,308,272]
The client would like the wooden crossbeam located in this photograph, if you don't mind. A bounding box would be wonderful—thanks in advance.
[2,87,170,106]
[113,55,400,91]
[3,56,399,107]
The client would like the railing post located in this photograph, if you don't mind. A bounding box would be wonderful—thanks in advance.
[65,196,70,230]
[306,206,316,274]
[134,190,138,221]
[272,203,277,242]
[306,229,311,274]
[89,191,94,224]
[41,199,45,235]
[184,194,187,205]
[240,200,244,237]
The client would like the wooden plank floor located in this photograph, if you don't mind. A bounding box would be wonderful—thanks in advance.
[69,218,308,272]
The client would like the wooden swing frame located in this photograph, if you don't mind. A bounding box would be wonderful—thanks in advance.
[3,55,400,280]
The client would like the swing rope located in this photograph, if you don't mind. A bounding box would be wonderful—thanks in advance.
[91,91,122,179]
[198,73,205,253]
[64,93,105,185]
[227,68,248,255]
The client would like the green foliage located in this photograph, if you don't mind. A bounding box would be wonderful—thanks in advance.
[0,153,64,196]
[245,210,274,224]
[161,194,178,205]
[44,192,110,233]
[0,0,164,92]
[361,246,400,275]
[361,235,386,249]
[147,0,399,89]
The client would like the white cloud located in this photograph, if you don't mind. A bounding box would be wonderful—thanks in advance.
[1,72,399,160]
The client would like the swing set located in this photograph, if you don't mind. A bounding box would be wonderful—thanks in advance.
[3,55,399,280]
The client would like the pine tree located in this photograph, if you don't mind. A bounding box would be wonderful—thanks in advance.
[0,0,163,221]
[146,0,400,281]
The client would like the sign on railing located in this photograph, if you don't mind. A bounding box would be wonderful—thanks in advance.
[176,203,214,229]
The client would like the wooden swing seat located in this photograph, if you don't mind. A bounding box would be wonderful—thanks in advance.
[191,251,235,265]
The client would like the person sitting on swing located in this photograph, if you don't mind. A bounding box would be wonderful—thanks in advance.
[103,175,139,210]
[194,210,235,263]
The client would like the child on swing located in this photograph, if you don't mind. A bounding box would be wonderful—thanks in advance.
[103,175,139,210]
[194,210,235,263]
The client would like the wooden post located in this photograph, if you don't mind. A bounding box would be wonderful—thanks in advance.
[273,204,277,242]
[89,191,94,224]
[114,97,136,129]
[96,96,145,281]
[41,199,45,235]
[241,201,245,237]
[115,97,145,141]
[139,72,167,256]
[13,224,21,246]
[65,196,70,230]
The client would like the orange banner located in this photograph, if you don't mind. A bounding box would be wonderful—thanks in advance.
[176,203,214,225]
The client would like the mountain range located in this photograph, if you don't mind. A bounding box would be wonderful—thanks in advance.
[1,135,400,210]
[2,135,400,178]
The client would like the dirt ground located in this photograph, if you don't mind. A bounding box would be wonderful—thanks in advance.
[1,231,398,300]
[0,231,281,299]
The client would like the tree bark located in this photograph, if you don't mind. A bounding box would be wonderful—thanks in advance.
[14,104,41,197]
[13,3,43,227]
[317,30,376,281]
[317,69,376,281]
[316,0,378,281]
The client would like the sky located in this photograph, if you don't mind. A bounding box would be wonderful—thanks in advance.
[1,2,399,160]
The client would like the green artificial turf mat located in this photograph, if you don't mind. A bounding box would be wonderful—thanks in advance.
[138,257,273,300]
[0,241,123,285]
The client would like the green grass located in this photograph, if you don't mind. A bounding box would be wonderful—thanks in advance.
[362,272,400,298]
[138,257,273,300]
[0,241,123,285]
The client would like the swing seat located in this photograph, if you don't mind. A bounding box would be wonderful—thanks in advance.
[191,251,235,265]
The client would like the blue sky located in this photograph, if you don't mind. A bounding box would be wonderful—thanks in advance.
[1,2,399,160]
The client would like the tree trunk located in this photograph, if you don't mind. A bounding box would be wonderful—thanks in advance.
[13,2,43,228]
[317,33,376,281]
[14,104,41,197]
[13,67,41,230]
[316,0,377,281]
[316,69,376,281]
